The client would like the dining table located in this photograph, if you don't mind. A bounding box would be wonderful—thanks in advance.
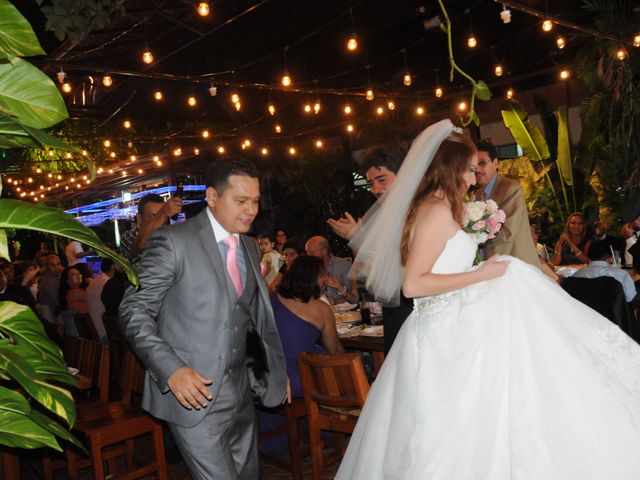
[339,326,385,375]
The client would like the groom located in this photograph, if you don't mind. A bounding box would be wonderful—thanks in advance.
[120,157,287,479]
[474,140,540,267]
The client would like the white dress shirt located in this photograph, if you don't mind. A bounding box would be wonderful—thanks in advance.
[573,260,637,302]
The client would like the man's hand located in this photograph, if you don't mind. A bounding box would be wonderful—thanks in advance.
[327,212,359,240]
[162,197,183,217]
[322,274,342,291]
[167,366,213,410]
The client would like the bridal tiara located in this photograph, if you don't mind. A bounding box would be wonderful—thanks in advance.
[452,125,463,134]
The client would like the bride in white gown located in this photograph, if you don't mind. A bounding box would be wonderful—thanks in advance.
[336,119,640,479]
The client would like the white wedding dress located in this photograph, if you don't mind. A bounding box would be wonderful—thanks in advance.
[336,230,640,480]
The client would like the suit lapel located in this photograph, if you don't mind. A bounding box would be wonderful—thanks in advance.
[195,210,229,292]
[489,175,506,203]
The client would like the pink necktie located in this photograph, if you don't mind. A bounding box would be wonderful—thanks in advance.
[223,236,243,296]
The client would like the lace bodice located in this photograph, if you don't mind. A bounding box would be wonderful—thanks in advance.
[430,230,477,275]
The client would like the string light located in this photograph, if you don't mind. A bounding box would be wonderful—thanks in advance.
[616,48,627,61]
[387,101,396,110]
[61,82,72,93]
[56,68,66,83]
[506,88,514,99]
[202,129,210,138]
[500,4,511,23]
[304,103,312,113]
[634,34,640,48]
[231,93,240,104]
[153,155,159,162]
[275,124,282,133]
[467,35,477,48]
[197,1,210,16]
[154,90,164,101]
[346,124,354,133]
[542,19,553,32]
[261,147,269,155]
[281,74,292,87]
[457,101,468,111]
[109,152,116,158]
[282,47,292,87]
[142,50,154,64]
[217,146,225,154]
[315,140,323,148]
[559,68,570,80]
[103,139,111,147]
[123,120,132,129]
[376,106,384,115]
[288,146,296,155]
[403,74,412,86]
[435,87,443,98]
[556,35,566,49]
[402,49,412,86]
[187,96,197,106]
[243,139,252,147]
[81,150,88,156]
[129,155,136,161]
[268,103,276,115]
[102,74,113,87]
[97,167,104,174]
[344,104,352,114]
[347,36,358,51]
[366,89,374,101]
[313,102,321,114]
[137,168,144,174]
[416,105,425,115]
[121,171,127,177]
[494,65,503,77]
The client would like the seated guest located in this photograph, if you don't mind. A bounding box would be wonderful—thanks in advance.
[86,258,114,342]
[59,266,88,314]
[573,239,638,304]
[275,229,287,254]
[101,264,127,316]
[621,222,637,268]
[14,261,40,301]
[552,212,591,266]
[305,235,358,305]
[530,223,560,283]
[37,253,64,322]
[258,232,281,285]
[272,255,344,397]
[0,270,37,311]
[268,238,304,294]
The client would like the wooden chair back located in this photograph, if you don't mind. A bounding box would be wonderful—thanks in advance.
[120,348,147,406]
[73,313,99,340]
[63,336,110,404]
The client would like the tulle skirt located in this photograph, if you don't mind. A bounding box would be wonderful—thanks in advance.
[336,257,640,479]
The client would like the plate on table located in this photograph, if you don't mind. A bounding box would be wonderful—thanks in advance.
[335,311,361,324]
[67,367,79,376]
[334,302,357,312]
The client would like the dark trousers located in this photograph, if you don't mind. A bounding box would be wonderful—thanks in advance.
[382,302,414,355]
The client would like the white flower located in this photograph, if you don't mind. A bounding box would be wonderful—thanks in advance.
[465,202,485,222]
[485,199,499,213]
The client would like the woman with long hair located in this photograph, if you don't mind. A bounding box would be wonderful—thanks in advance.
[59,265,88,314]
[336,120,640,479]
[552,211,591,265]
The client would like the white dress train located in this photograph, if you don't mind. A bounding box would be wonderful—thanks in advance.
[336,230,640,480]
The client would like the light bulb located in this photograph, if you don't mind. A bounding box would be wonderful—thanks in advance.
[275,124,282,133]
[218,146,225,154]
[154,90,163,101]
[81,150,88,156]
[506,88,514,99]
[103,139,111,147]
[347,36,358,51]
[403,74,412,86]
[282,74,292,87]
[457,101,468,111]
[137,169,143,174]
[500,7,511,24]
[494,65,503,77]
[268,103,275,115]
[234,102,241,111]
[435,87,443,98]
[416,106,425,115]
[197,2,210,16]
[616,49,627,61]
[346,124,354,132]
[542,19,553,32]
[61,82,72,93]
[231,93,240,103]
[344,104,352,114]
[289,147,296,155]
[173,148,182,156]
[556,35,566,49]
[142,50,154,64]
[315,140,323,148]
[314,102,321,114]
[387,101,396,110]
[202,129,210,138]
[56,69,66,83]
[376,106,384,115]
[304,104,312,113]
[110,152,116,158]
[187,96,197,106]
[153,155,159,162]
[261,148,268,155]
[366,89,374,101]
[467,35,477,48]
[560,69,570,80]
[129,155,136,162]
[102,75,112,87]
[243,139,251,147]
[123,120,131,129]
[634,34,640,48]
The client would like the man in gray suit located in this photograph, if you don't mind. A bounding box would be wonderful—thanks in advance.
[120,157,288,479]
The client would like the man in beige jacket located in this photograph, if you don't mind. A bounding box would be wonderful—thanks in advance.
[475,140,540,268]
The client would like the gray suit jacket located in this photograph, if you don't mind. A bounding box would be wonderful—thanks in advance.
[119,209,287,427]
[483,175,540,268]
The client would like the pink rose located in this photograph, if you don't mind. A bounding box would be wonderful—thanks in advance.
[486,217,498,232]
[472,220,486,231]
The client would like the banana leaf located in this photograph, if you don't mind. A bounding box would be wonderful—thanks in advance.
[0,57,68,129]
[0,200,138,286]
[501,99,550,162]
[533,94,558,159]
[0,229,6,260]
[0,0,46,59]
[556,106,573,186]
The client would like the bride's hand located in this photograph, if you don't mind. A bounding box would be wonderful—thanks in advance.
[477,254,510,280]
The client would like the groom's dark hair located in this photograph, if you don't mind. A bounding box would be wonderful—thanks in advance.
[476,139,498,161]
[205,156,259,193]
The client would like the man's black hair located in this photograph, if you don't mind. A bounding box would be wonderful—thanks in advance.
[137,193,165,215]
[476,139,498,161]
[360,146,405,175]
[205,156,259,193]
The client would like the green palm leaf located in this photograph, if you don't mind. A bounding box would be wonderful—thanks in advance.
[0,200,138,286]
[501,99,551,162]
[556,106,573,186]
[0,0,45,59]
[0,57,68,129]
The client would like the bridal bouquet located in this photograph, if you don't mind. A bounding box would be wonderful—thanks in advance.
[463,199,506,245]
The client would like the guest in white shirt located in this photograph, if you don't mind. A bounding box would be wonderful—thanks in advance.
[573,240,638,303]
[621,223,637,267]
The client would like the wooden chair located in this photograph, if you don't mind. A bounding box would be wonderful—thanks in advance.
[44,348,167,480]
[102,313,127,396]
[259,398,307,480]
[63,336,111,405]
[297,352,370,480]
[74,313,99,341]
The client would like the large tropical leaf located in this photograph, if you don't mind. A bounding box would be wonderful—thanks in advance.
[0,200,138,286]
[556,106,574,186]
[533,94,558,159]
[30,410,83,450]
[0,57,68,129]
[0,0,46,59]
[501,99,551,162]
[0,386,60,450]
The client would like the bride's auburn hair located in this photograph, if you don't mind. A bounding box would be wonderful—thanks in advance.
[400,133,477,265]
